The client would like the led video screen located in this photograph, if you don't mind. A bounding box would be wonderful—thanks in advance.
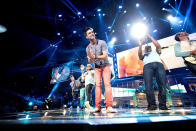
[50,56,114,84]
[50,64,70,84]
[116,33,196,78]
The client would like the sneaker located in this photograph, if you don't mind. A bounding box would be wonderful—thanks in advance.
[106,107,117,113]
[159,106,170,110]
[85,101,90,109]
[147,105,157,110]
[90,107,101,113]
[69,106,73,110]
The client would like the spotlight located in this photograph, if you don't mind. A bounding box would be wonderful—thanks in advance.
[97,9,101,12]
[162,8,165,11]
[111,37,117,43]
[123,10,127,13]
[126,40,130,43]
[153,29,158,33]
[28,102,33,106]
[58,14,62,17]
[103,13,106,16]
[0,24,7,33]
[167,15,174,21]
[119,5,123,9]
[109,37,117,48]
[136,3,140,8]
[73,30,77,34]
[98,13,101,16]
[108,26,111,29]
[167,15,178,23]
[131,23,148,39]
[179,20,183,24]
[164,0,169,4]
[77,12,82,15]
[57,32,61,36]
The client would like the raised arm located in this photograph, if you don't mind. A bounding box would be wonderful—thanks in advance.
[147,35,161,54]
[138,40,144,60]
[86,49,93,64]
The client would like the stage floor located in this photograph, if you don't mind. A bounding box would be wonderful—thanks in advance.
[0,107,196,126]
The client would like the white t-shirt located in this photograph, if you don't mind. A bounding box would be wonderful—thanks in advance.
[143,51,162,65]
[84,70,95,87]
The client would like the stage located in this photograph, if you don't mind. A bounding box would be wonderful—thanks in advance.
[0,107,196,130]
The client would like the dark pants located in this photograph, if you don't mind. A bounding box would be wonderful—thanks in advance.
[184,61,196,75]
[86,84,94,106]
[143,62,167,108]
[72,90,79,107]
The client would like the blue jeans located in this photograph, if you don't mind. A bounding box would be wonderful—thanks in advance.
[80,87,87,108]
[143,62,167,107]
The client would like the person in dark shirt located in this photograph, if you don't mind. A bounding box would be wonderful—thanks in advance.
[70,75,80,108]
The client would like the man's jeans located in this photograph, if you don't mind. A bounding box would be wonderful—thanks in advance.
[80,87,87,108]
[143,62,167,107]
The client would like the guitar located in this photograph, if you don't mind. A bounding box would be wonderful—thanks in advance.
[182,40,196,64]
[184,55,196,64]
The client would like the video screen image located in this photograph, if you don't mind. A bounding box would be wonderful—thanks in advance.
[116,33,196,78]
[50,64,70,84]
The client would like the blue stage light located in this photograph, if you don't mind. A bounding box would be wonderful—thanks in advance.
[28,102,33,106]
[57,32,61,36]
[97,9,101,12]
[167,15,173,21]
[164,0,169,4]
[136,3,140,8]
[119,5,123,9]
[73,30,77,34]
[131,23,148,39]
[77,12,81,15]
[58,14,62,17]
[153,29,158,33]
[0,24,7,33]
[98,13,101,16]
[167,15,178,23]
[179,20,183,24]
[109,37,117,48]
